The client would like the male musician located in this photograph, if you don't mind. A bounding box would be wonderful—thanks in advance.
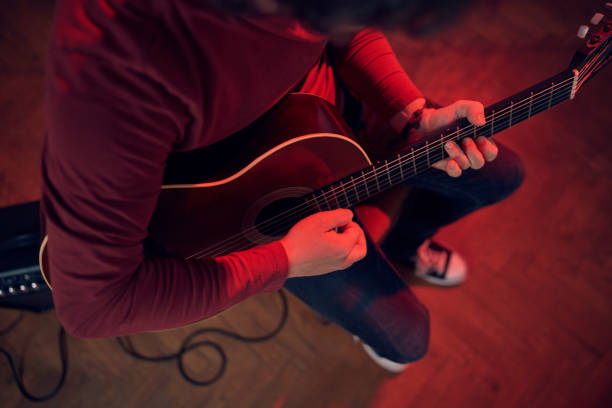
[42,0,523,371]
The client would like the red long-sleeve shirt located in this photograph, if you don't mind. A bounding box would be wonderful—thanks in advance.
[42,0,423,338]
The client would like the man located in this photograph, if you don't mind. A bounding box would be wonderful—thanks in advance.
[42,0,523,372]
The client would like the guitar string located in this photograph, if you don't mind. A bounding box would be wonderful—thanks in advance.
[184,40,606,259]
[578,41,610,85]
[579,53,606,85]
[578,41,602,74]
[186,78,577,259]
[187,78,577,259]
[198,91,574,259]
[188,85,575,259]
[202,115,533,258]
[581,33,611,69]
[578,46,610,87]
[198,45,612,258]
[199,54,603,258]
[578,38,611,82]
[190,81,576,259]
[226,84,576,248]
[202,90,575,259]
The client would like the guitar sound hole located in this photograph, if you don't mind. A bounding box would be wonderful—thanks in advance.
[254,196,307,238]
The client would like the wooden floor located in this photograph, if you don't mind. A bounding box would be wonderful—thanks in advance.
[1,0,611,407]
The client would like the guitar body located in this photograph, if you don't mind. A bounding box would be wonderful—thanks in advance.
[147,93,372,259]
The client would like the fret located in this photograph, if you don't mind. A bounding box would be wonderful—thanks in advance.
[385,160,392,186]
[531,98,550,116]
[303,75,577,217]
[560,83,573,102]
[547,82,554,109]
[361,170,369,197]
[397,154,404,180]
[550,83,571,108]
[320,192,331,210]
[329,185,340,209]
[527,92,534,117]
[430,150,443,166]
[341,181,350,207]
[509,101,513,127]
[332,184,341,209]
[351,176,359,202]
[324,191,333,210]
[439,72,575,146]
[311,194,323,211]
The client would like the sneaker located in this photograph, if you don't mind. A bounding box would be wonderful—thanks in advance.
[353,336,408,373]
[412,239,467,286]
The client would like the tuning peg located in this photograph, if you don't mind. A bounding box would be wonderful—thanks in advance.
[591,12,604,24]
[607,3,612,11]
[577,25,590,38]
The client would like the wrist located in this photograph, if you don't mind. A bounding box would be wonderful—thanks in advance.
[279,237,298,278]
[389,98,426,133]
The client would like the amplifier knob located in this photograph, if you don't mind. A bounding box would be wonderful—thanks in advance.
[0,289,4,296]
[19,284,27,292]
[8,287,16,295]
[31,282,39,290]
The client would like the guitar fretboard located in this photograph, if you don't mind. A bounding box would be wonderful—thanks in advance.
[304,69,578,212]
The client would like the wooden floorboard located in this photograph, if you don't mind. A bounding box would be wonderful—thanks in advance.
[1,0,611,407]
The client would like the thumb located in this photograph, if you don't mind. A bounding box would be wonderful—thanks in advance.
[453,99,486,126]
[313,209,354,231]
[333,221,362,245]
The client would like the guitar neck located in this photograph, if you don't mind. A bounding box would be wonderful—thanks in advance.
[480,69,578,138]
[304,69,579,211]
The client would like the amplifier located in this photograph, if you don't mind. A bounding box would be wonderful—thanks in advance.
[0,201,53,312]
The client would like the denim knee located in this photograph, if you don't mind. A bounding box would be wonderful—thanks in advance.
[479,146,525,206]
[375,304,430,364]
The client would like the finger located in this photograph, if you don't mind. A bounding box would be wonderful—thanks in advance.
[475,136,498,162]
[461,137,485,169]
[339,221,363,245]
[328,220,359,242]
[433,159,462,177]
[445,160,462,177]
[453,100,486,126]
[343,226,367,267]
[444,140,470,170]
[313,208,354,231]
[432,159,448,171]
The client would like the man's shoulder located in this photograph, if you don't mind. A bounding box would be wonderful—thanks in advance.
[50,0,162,68]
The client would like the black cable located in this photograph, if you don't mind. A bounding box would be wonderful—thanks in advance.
[0,289,286,402]
[0,311,24,335]
[0,312,68,403]
[117,289,289,386]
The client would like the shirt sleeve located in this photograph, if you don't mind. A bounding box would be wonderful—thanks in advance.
[42,50,288,339]
[328,28,424,122]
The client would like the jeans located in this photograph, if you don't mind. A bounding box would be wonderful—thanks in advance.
[284,139,525,364]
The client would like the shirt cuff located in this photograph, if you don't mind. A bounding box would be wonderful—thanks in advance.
[249,240,289,292]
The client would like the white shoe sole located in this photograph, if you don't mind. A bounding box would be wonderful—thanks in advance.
[413,271,465,287]
[354,336,408,373]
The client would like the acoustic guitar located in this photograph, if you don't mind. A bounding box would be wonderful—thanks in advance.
[39,9,611,286]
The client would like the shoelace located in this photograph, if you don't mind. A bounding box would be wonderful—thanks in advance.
[417,241,448,273]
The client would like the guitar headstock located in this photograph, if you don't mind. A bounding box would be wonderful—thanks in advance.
[568,4,612,94]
